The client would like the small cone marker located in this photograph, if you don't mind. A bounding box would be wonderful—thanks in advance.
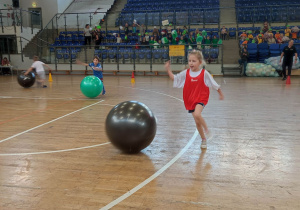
[131,71,135,84]
[48,73,53,82]
[286,76,291,85]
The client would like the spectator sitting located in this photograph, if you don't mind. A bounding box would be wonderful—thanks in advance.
[141,37,148,48]
[175,26,181,36]
[132,23,137,36]
[145,32,150,42]
[196,33,203,49]
[161,26,167,37]
[149,36,155,48]
[188,32,195,45]
[221,26,228,40]
[267,34,276,44]
[212,35,219,48]
[275,31,280,40]
[248,32,254,41]
[291,26,299,39]
[1,57,11,75]
[178,36,186,45]
[240,31,247,41]
[276,33,284,44]
[167,24,173,35]
[267,28,273,35]
[204,36,211,48]
[116,34,122,43]
[167,33,173,43]
[285,25,291,38]
[153,26,159,37]
[153,34,159,42]
[257,34,263,44]
[138,33,142,43]
[182,26,188,36]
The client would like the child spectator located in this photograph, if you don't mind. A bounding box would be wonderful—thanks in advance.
[138,33,142,43]
[212,35,219,48]
[132,23,137,36]
[204,36,211,48]
[267,34,276,44]
[276,33,283,44]
[221,26,227,40]
[116,34,122,43]
[291,26,299,39]
[248,32,254,41]
[257,34,263,44]
[275,31,280,40]
[124,23,129,36]
[149,36,155,48]
[178,36,186,45]
[176,26,181,36]
[188,32,195,46]
[145,32,150,42]
[285,25,291,38]
[196,33,203,49]
[240,31,247,41]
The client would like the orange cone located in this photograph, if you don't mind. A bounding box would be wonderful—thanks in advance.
[131,71,135,84]
[286,76,291,85]
[48,73,53,82]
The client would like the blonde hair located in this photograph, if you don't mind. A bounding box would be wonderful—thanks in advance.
[186,49,207,69]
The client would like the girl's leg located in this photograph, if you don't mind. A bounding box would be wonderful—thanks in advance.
[192,104,208,139]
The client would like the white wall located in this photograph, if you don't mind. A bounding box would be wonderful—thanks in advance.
[0,0,12,9]
[57,0,74,13]
[19,0,58,28]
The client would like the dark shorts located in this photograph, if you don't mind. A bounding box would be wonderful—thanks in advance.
[188,103,205,113]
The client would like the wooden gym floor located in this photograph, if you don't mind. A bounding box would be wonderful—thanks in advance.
[0,75,299,210]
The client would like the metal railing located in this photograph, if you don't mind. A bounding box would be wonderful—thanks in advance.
[44,43,223,72]
[0,9,42,34]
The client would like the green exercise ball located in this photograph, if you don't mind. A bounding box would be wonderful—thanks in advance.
[80,76,103,98]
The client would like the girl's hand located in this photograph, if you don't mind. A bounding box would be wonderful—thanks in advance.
[219,94,224,100]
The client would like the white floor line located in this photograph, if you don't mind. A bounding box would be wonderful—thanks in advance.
[0,100,104,144]
[100,130,198,210]
[0,142,110,156]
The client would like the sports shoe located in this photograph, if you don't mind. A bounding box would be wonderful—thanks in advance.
[201,140,207,149]
[282,77,287,81]
[42,85,47,88]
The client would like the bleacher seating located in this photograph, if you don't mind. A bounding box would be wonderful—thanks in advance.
[116,0,220,26]
[235,0,300,23]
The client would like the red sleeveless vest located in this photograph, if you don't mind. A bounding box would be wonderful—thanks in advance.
[183,69,210,110]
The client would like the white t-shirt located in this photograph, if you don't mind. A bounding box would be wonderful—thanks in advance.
[31,61,45,72]
[173,69,220,90]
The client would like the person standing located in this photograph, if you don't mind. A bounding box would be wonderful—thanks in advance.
[280,40,298,80]
[239,46,249,76]
[84,24,92,48]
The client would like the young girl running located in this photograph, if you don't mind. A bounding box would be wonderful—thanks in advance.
[76,56,106,95]
[165,50,224,149]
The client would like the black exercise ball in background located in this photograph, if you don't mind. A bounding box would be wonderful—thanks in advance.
[17,71,36,88]
[105,101,157,154]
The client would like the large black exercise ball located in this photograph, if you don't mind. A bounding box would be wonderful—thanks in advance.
[105,101,157,153]
[17,71,36,88]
